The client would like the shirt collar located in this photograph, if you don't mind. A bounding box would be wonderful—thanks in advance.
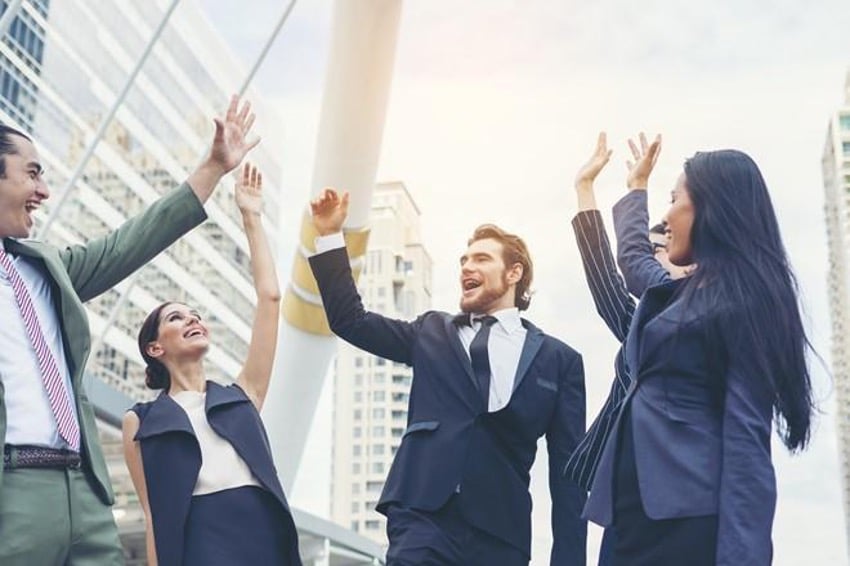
[473,307,521,333]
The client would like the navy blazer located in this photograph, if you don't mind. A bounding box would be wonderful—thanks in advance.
[310,247,587,565]
[583,191,775,566]
[564,211,634,492]
[132,382,301,566]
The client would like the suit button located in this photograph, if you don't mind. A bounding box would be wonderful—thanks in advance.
[455,484,462,493]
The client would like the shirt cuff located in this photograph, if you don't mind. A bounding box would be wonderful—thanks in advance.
[313,232,345,255]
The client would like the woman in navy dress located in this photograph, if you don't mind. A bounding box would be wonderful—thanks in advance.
[122,163,301,566]
[582,134,815,565]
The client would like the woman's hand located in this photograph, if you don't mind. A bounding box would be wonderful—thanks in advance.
[235,163,263,217]
[575,132,613,191]
[626,132,661,190]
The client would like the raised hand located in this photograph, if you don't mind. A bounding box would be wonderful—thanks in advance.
[575,132,613,190]
[310,188,349,236]
[235,163,263,217]
[208,95,261,176]
[626,132,661,190]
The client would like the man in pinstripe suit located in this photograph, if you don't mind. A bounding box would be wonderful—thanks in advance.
[565,133,689,565]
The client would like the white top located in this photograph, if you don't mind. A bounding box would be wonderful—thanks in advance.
[314,233,527,412]
[0,240,79,449]
[171,390,261,495]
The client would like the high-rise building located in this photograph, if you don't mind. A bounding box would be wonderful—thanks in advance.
[331,181,433,545]
[0,1,387,563]
[823,68,850,554]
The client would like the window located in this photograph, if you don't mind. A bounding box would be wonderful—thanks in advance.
[373,373,386,384]
[353,463,361,474]
[351,502,360,513]
[841,115,850,130]
[373,444,385,455]
[351,521,359,532]
[372,462,385,474]
[375,358,386,367]
[353,427,362,438]
[366,520,381,531]
[352,483,360,494]
[373,391,386,402]
[354,392,363,403]
[367,481,383,493]
[373,426,386,438]
[353,445,361,456]
[355,357,364,368]
[843,141,850,157]
[391,427,404,438]
[372,408,386,419]
[353,409,362,421]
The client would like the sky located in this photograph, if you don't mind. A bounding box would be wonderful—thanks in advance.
[201,1,850,563]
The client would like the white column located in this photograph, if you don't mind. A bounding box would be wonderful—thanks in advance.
[263,0,404,492]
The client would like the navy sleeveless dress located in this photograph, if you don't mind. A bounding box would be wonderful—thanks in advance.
[131,381,301,566]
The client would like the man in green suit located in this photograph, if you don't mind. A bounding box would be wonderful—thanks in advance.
[0,95,259,565]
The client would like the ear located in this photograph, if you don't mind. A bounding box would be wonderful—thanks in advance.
[145,341,164,359]
[506,263,523,286]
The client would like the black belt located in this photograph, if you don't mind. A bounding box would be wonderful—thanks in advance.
[3,445,82,470]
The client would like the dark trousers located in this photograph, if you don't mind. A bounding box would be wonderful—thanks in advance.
[384,497,528,566]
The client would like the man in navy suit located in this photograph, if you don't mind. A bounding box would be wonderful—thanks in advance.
[308,189,586,566]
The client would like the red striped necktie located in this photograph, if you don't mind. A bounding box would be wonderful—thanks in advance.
[0,249,80,451]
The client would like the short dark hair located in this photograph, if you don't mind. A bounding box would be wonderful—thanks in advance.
[468,224,533,310]
[0,124,31,178]
[137,302,174,390]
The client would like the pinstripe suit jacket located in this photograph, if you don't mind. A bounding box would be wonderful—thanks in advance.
[564,210,634,492]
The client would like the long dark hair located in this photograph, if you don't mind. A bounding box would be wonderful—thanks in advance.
[138,302,174,390]
[680,150,813,451]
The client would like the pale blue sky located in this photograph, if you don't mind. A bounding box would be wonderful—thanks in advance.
[200,1,850,563]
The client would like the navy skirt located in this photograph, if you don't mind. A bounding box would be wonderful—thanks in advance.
[612,412,718,566]
[183,485,301,565]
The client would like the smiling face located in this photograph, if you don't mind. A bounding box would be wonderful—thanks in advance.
[145,303,210,363]
[0,134,49,239]
[662,172,696,266]
[458,237,522,314]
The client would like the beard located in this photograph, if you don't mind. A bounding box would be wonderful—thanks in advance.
[459,273,511,314]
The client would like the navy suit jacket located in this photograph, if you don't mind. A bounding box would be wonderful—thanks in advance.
[132,382,301,566]
[564,211,634,492]
[583,191,775,566]
[310,247,587,565]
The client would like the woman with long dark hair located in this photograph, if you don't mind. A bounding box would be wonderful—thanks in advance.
[121,164,301,566]
[582,134,814,565]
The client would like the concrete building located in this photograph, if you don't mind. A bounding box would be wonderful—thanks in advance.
[0,0,385,563]
[330,181,433,545]
[823,68,850,556]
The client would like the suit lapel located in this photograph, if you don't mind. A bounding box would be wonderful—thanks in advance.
[135,392,196,439]
[624,278,683,380]
[443,314,479,392]
[512,320,544,393]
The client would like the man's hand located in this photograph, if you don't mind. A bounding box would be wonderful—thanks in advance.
[187,95,261,203]
[626,132,661,190]
[575,132,613,191]
[311,188,349,236]
[207,95,260,176]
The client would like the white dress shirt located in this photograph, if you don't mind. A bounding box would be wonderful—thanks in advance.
[314,232,527,412]
[455,309,526,412]
[0,240,79,449]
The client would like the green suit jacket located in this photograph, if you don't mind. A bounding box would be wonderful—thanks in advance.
[0,183,207,504]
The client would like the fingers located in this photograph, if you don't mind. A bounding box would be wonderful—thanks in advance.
[225,95,238,123]
[244,112,256,134]
[628,139,640,161]
[237,100,252,124]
